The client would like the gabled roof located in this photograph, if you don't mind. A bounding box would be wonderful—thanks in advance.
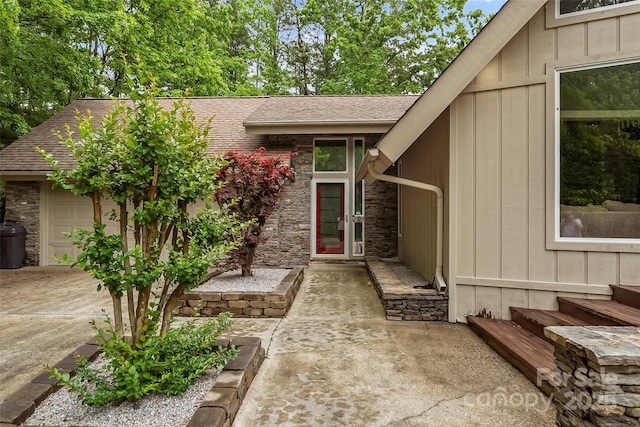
[358,0,547,180]
[244,95,419,134]
[1,95,416,176]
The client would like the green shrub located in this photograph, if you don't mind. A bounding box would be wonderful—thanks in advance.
[49,311,238,406]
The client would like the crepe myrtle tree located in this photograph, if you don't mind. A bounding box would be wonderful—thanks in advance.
[38,68,247,343]
[214,147,294,276]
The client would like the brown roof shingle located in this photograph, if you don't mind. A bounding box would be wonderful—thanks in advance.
[245,95,419,125]
[1,95,416,173]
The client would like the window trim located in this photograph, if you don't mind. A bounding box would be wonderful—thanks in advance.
[545,0,640,28]
[545,58,640,253]
[352,137,365,257]
[313,138,349,173]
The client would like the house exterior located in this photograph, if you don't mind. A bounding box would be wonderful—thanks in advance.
[358,0,640,323]
[0,95,418,268]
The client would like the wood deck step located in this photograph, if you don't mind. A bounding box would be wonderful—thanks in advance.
[467,316,555,396]
[610,285,640,310]
[557,297,640,326]
[509,307,590,343]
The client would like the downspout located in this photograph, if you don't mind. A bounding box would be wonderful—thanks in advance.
[365,149,446,293]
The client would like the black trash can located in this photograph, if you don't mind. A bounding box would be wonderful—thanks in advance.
[0,223,26,269]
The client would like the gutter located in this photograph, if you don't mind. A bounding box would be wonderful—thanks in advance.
[0,171,50,181]
[362,148,446,294]
[243,119,398,127]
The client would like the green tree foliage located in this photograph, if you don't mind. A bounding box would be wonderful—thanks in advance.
[40,66,246,405]
[49,313,238,405]
[38,66,246,342]
[0,0,257,147]
[2,0,487,145]
[560,62,640,206]
[252,0,487,95]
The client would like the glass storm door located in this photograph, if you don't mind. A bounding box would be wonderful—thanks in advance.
[315,182,347,255]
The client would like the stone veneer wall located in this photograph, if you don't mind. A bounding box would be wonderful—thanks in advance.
[253,135,398,266]
[366,257,448,321]
[3,181,40,266]
[364,162,398,258]
[254,138,313,267]
[545,326,640,427]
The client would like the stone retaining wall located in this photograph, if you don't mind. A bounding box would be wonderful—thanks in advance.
[545,326,640,427]
[0,336,265,427]
[366,257,448,321]
[177,267,304,318]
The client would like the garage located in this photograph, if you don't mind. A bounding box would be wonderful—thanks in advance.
[42,184,118,265]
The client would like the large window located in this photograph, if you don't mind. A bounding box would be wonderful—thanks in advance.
[558,0,638,15]
[557,61,640,242]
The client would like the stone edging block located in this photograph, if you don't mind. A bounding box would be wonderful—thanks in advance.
[178,267,304,318]
[0,337,265,427]
[0,342,102,425]
[365,257,448,321]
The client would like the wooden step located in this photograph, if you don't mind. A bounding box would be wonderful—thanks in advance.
[557,297,640,326]
[467,316,555,395]
[610,285,640,310]
[510,307,590,343]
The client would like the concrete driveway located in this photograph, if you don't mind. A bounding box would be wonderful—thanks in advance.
[0,266,114,401]
[0,266,280,403]
[0,264,556,426]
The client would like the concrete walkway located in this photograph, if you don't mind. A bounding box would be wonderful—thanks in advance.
[1,264,556,425]
[232,264,555,426]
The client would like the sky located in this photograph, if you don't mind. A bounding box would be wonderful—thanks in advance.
[464,0,510,15]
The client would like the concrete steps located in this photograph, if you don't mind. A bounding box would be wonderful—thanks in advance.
[468,284,640,395]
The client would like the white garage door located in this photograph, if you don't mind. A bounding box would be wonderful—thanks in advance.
[44,185,118,265]
[44,185,210,265]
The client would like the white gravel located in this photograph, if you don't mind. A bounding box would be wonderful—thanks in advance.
[23,269,290,427]
[24,355,221,427]
[196,268,290,292]
[381,257,432,289]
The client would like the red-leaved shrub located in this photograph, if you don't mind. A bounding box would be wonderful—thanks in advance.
[214,147,294,276]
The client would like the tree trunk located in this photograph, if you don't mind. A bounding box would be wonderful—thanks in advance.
[133,164,160,345]
[119,202,134,338]
[160,282,186,336]
[111,294,124,337]
[133,286,152,345]
[91,191,125,336]
[240,245,256,276]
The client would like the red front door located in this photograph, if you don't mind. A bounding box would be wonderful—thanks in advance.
[316,182,345,255]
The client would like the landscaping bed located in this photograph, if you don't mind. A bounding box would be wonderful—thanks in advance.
[177,267,304,318]
[366,257,448,321]
[0,336,265,427]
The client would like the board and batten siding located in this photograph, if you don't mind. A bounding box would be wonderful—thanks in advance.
[449,7,640,322]
[398,110,450,285]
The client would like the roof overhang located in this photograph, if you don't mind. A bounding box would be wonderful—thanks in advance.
[357,0,547,182]
[0,171,50,181]
[244,120,396,135]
